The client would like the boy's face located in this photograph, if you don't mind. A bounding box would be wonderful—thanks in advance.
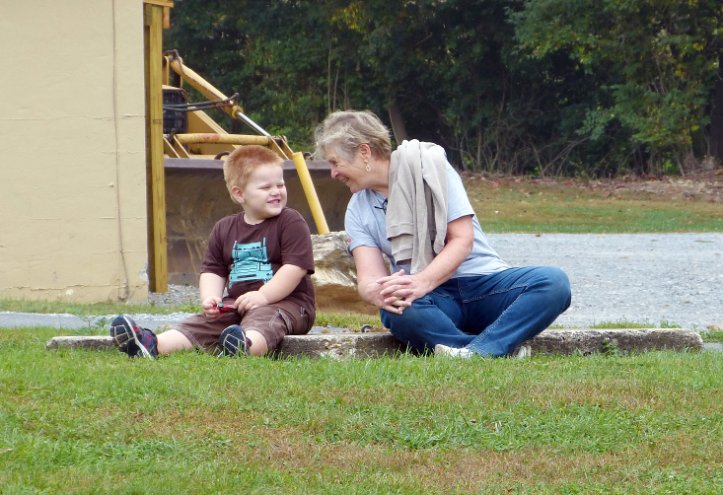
[232,163,286,223]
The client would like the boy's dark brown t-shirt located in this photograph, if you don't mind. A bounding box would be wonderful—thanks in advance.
[201,207,315,317]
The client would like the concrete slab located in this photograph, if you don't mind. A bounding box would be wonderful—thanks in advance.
[46,328,703,358]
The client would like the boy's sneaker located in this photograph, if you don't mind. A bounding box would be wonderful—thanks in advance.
[218,324,251,357]
[434,343,475,359]
[109,315,158,359]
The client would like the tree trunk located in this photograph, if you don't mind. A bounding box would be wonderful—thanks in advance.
[387,102,409,144]
[709,54,723,162]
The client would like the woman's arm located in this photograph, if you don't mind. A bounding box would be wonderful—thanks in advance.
[351,245,405,313]
[378,215,474,307]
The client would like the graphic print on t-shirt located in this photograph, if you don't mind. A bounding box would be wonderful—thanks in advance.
[229,238,273,286]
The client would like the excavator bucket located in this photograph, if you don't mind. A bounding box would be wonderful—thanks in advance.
[165,158,349,284]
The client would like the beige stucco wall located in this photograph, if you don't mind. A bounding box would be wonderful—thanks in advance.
[0,1,149,302]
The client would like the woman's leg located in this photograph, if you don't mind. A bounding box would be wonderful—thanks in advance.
[462,266,571,356]
[381,283,474,353]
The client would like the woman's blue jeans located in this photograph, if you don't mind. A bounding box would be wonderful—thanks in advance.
[380,266,571,356]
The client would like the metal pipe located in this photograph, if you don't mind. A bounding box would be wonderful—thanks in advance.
[167,58,228,106]
[292,152,329,234]
[174,134,272,145]
[234,109,271,137]
[167,57,271,137]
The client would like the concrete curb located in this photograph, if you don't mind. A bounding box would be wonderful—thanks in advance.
[46,328,703,359]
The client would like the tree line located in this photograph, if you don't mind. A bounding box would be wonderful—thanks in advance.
[165,0,722,177]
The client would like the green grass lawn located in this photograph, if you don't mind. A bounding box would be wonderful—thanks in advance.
[1,328,721,494]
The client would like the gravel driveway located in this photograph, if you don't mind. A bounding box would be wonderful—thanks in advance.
[155,232,722,331]
[2,233,720,332]
[489,233,722,330]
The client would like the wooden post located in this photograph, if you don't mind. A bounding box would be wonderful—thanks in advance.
[143,1,171,292]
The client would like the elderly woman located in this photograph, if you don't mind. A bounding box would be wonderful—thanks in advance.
[314,110,571,357]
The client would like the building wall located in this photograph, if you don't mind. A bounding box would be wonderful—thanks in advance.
[0,1,149,302]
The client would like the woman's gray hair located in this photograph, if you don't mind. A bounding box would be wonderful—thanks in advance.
[314,110,392,161]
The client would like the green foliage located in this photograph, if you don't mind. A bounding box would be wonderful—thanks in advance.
[513,0,723,174]
[164,0,722,176]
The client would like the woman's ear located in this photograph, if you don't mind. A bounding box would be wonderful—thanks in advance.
[358,143,371,160]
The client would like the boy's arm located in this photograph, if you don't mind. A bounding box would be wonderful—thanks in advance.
[235,264,307,312]
[199,272,227,317]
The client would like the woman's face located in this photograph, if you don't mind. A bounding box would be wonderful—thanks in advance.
[324,145,368,193]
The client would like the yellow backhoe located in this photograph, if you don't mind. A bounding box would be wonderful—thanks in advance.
[144,1,344,291]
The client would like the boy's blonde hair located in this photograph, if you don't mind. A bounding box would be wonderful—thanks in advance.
[223,145,283,198]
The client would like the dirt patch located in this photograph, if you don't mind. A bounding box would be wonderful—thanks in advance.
[584,169,723,203]
[471,168,723,203]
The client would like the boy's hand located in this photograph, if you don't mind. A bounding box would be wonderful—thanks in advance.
[202,296,223,319]
[235,291,269,312]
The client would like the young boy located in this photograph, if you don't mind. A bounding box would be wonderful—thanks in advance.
[110,145,316,358]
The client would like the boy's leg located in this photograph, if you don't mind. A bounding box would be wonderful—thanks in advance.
[156,329,194,355]
[218,324,254,356]
[111,316,201,357]
[245,330,269,356]
[462,266,571,356]
[174,310,243,354]
[238,330,269,356]
[227,305,302,356]
[109,315,158,358]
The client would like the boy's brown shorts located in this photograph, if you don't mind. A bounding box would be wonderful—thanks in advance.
[175,299,313,354]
